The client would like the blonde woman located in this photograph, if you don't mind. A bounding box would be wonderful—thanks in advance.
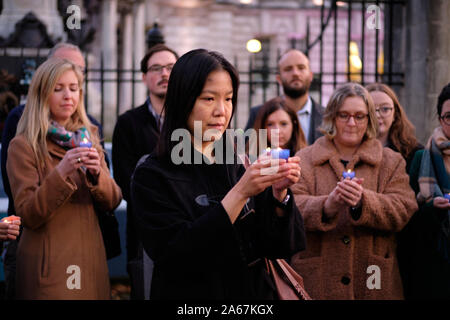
[7,58,122,299]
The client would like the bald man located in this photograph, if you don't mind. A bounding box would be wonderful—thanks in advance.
[245,49,324,145]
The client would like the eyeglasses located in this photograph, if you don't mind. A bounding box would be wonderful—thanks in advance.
[440,112,450,126]
[336,112,368,123]
[146,64,174,74]
[375,106,394,117]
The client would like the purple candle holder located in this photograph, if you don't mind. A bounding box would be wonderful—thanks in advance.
[268,148,290,160]
[342,169,355,179]
[79,138,92,148]
[444,193,450,202]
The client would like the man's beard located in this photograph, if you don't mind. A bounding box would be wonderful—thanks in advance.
[155,92,166,99]
[282,79,310,99]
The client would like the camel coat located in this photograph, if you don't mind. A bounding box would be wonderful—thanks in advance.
[291,136,418,300]
[7,133,122,300]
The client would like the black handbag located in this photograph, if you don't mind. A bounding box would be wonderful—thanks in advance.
[96,209,121,260]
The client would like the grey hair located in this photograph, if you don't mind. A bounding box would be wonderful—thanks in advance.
[47,42,82,59]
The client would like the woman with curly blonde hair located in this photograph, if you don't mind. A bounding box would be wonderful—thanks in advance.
[7,58,122,299]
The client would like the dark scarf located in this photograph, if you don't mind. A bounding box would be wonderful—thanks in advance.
[47,120,92,150]
[417,127,450,262]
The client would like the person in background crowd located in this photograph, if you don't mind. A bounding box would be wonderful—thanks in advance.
[245,49,324,145]
[0,42,107,300]
[112,44,178,300]
[131,49,305,299]
[252,96,307,157]
[400,83,450,299]
[291,82,418,299]
[7,58,121,299]
[366,83,423,172]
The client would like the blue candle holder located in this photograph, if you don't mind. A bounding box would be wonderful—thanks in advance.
[444,193,450,202]
[269,148,290,160]
[342,169,355,179]
[79,138,92,148]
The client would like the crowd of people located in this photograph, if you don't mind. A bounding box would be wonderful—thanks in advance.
[0,42,449,300]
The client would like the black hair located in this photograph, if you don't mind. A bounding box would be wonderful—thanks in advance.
[140,44,179,74]
[157,49,239,159]
[437,83,450,117]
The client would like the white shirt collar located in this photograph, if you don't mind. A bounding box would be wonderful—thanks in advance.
[297,96,312,115]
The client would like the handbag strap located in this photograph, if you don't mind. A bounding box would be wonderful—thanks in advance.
[275,259,312,300]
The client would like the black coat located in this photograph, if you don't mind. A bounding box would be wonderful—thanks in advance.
[244,97,325,145]
[112,101,160,262]
[131,148,306,300]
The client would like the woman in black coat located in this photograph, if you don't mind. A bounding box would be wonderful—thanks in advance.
[131,49,306,300]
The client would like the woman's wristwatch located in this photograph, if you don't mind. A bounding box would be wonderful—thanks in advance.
[273,194,291,208]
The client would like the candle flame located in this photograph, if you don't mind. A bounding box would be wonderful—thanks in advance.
[4,219,9,223]
[83,138,88,143]
[347,169,352,173]
[266,147,271,152]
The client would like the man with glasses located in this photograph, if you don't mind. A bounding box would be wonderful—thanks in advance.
[112,44,178,300]
[0,42,106,300]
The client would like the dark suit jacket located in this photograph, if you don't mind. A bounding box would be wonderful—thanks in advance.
[1,104,106,215]
[112,101,160,262]
[244,97,325,145]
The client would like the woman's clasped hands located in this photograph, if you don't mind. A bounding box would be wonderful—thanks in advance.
[0,215,21,240]
[237,154,301,201]
[56,147,101,179]
[324,176,365,219]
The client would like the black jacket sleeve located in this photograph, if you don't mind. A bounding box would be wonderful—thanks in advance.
[112,113,137,202]
[131,163,243,272]
[253,187,306,259]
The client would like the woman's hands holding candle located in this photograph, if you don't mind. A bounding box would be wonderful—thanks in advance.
[221,154,299,223]
[56,147,101,179]
[433,196,450,210]
[272,156,301,201]
[0,215,21,240]
[324,177,364,219]
[336,177,364,208]
[81,147,101,178]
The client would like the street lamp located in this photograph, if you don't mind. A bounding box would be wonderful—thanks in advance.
[246,39,261,53]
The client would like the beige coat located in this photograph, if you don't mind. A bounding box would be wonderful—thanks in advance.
[7,133,122,300]
[291,137,418,300]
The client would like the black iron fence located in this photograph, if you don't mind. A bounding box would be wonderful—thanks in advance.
[0,0,405,135]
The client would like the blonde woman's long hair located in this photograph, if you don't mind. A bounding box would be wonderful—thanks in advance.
[16,58,101,167]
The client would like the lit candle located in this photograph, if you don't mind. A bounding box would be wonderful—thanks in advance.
[342,169,355,179]
[79,138,92,148]
[444,193,450,202]
[267,147,290,160]
[3,219,10,224]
